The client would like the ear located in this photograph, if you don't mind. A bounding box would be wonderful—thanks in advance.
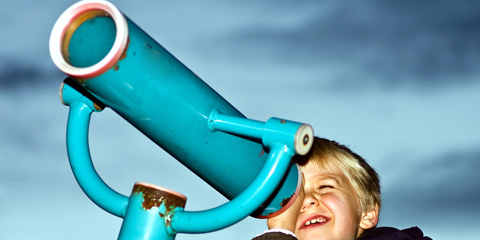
[359,204,379,230]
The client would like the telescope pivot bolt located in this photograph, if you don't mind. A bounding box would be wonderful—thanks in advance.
[263,118,314,156]
[294,124,314,155]
[208,110,314,155]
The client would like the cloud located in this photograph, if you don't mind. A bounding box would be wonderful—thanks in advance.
[207,0,480,90]
[0,58,63,90]
[380,146,480,226]
[1,1,478,239]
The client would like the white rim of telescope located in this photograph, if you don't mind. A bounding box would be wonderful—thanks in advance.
[49,0,128,79]
[294,124,314,155]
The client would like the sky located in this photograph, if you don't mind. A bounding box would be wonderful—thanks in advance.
[1,0,480,239]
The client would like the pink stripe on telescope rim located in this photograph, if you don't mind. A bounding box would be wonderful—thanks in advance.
[257,165,302,219]
[49,0,129,79]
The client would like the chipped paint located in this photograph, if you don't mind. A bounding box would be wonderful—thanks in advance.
[145,42,161,55]
[132,184,186,213]
[258,150,265,157]
[113,38,130,72]
[279,196,291,207]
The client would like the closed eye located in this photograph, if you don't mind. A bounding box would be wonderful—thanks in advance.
[319,185,334,189]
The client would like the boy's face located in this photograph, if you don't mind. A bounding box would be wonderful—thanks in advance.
[295,162,363,240]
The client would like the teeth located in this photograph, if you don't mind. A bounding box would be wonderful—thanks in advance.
[305,218,326,226]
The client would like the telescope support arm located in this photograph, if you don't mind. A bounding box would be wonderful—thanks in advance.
[167,109,312,234]
[209,109,313,156]
[61,79,129,218]
[170,143,296,234]
[59,79,313,237]
[52,0,316,238]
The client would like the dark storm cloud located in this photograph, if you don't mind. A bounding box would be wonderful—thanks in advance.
[381,146,480,224]
[221,0,480,89]
[0,58,63,90]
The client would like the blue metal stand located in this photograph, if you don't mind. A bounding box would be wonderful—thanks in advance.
[50,0,306,218]
[52,1,314,238]
[60,79,312,239]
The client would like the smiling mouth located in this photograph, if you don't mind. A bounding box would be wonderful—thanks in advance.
[301,216,330,229]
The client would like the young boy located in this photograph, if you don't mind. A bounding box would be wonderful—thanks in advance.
[253,137,431,240]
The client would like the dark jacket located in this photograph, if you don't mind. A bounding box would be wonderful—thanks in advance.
[358,227,432,240]
[252,227,431,240]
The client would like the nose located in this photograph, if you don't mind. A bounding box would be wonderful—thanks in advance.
[300,192,319,212]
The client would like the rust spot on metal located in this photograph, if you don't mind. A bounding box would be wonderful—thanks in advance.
[63,77,106,111]
[259,150,265,157]
[280,196,291,207]
[132,184,186,213]
[113,38,130,72]
[93,102,105,111]
[145,42,162,55]
[280,190,299,208]
[120,38,130,61]
[74,77,88,85]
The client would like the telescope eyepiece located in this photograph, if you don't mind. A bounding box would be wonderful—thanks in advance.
[294,124,314,155]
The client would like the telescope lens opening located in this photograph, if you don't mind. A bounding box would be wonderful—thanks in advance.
[49,0,129,78]
[63,11,116,68]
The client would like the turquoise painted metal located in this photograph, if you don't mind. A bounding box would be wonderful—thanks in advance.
[60,78,307,238]
[60,79,128,218]
[51,1,314,239]
[119,183,187,240]
[170,143,296,234]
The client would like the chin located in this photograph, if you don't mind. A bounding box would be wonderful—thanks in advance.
[296,231,356,240]
[296,230,327,240]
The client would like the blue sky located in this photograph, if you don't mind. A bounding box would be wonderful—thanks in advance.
[1,0,479,239]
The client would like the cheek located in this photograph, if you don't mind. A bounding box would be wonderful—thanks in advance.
[322,193,361,226]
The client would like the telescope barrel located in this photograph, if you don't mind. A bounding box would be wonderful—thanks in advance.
[50,0,310,220]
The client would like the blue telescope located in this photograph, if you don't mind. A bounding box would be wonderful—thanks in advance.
[50,1,313,239]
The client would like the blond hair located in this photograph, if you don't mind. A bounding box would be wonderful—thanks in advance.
[293,137,381,213]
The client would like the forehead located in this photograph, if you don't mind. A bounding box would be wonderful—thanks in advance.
[300,161,350,183]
